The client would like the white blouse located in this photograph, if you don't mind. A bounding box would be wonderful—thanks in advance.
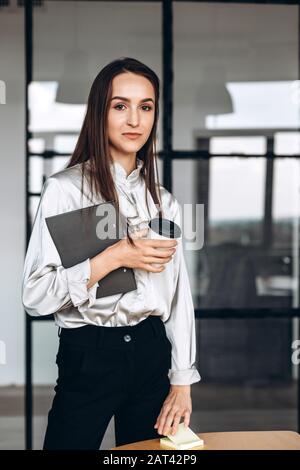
[22,157,201,386]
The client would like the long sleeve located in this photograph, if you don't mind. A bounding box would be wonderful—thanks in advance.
[22,176,98,317]
[164,199,201,386]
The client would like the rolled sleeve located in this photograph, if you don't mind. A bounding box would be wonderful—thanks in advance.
[65,258,98,309]
[164,199,201,386]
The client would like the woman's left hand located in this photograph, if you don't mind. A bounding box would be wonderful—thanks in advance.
[154,385,192,436]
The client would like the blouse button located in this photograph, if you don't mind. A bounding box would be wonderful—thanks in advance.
[124,334,131,342]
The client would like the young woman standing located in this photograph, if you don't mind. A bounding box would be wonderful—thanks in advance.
[22,57,201,449]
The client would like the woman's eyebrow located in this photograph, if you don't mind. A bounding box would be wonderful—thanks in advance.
[110,96,154,104]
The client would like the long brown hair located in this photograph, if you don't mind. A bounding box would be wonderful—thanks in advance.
[66,57,163,245]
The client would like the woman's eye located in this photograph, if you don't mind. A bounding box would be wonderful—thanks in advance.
[114,104,153,111]
[114,104,126,110]
[141,105,153,111]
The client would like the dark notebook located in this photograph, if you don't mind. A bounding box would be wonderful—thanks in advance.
[45,201,137,299]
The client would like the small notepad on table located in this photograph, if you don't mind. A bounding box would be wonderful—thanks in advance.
[160,423,204,450]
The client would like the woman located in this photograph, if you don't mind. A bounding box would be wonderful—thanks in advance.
[22,57,201,450]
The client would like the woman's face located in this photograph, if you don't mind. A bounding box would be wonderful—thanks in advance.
[107,72,156,158]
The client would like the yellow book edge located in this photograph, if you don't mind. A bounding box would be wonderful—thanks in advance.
[160,436,204,450]
[159,423,204,450]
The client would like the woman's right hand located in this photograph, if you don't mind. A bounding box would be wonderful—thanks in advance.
[111,237,178,273]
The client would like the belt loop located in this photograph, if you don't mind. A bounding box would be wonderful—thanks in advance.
[57,326,62,338]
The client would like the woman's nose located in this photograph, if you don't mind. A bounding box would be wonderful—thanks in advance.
[127,110,139,126]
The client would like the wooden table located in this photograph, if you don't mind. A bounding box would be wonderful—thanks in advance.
[111,431,300,450]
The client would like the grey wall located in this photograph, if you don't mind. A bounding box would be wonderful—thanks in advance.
[0,8,25,385]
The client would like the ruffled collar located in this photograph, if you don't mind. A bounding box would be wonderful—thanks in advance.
[82,157,159,223]
[110,157,144,189]
[84,157,144,189]
[110,157,159,226]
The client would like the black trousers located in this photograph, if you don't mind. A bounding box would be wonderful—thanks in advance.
[43,315,172,449]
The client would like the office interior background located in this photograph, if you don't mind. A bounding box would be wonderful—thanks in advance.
[0,0,299,450]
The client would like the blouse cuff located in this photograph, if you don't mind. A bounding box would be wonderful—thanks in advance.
[65,258,98,309]
[169,367,201,386]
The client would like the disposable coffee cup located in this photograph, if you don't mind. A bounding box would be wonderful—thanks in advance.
[147,217,182,268]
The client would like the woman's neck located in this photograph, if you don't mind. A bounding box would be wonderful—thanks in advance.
[111,155,137,177]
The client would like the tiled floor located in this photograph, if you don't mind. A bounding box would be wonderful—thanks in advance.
[0,382,297,450]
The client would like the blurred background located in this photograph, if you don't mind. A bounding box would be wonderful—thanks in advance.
[0,0,299,450]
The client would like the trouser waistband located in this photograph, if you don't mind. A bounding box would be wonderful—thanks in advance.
[58,315,166,350]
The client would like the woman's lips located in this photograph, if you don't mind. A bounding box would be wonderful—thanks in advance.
[122,133,141,140]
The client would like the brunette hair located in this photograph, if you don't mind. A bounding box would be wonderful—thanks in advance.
[66,57,163,245]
